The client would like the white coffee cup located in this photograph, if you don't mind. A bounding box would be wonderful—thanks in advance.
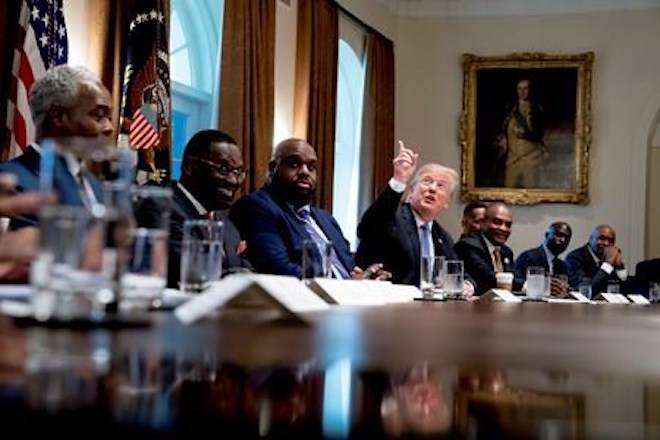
[495,272,514,291]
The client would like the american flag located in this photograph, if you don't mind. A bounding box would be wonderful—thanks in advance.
[130,105,159,150]
[118,0,171,180]
[5,0,68,158]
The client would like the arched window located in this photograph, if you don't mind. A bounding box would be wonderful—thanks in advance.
[333,15,367,250]
[169,0,224,179]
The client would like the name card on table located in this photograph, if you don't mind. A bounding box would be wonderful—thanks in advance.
[568,291,591,303]
[627,294,651,305]
[175,274,329,325]
[478,289,522,303]
[309,279,419,306]
[594,293,631,304]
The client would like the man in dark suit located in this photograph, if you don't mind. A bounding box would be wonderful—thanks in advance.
[454,202,524,295]
[230,138,386,279]
[514,222,572,295]
[0,65,110,227]
[355,142,474,295]
[566,225,629,294]
[459,202,486,240]
[153,129,251,288]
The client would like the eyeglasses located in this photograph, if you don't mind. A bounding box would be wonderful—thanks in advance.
[194,157,247,181]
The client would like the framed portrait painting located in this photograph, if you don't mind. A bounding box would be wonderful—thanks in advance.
[459,52,594,204]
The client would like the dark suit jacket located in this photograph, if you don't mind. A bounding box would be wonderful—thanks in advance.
[514,245,568,280]
[634,258,660,296]
[355,185,465,287]
[566,244,628,293]
[229,183,354,278]
[0,145,102,227]
[454,233,524,295]
[136,182,251,288]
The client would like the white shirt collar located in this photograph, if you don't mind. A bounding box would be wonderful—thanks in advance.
[411,209,432,230]
[542,243,555,260]
[177,182,208,215]
[32,142,81,176]
[482,233,498,253]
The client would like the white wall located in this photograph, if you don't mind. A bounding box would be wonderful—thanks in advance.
[394,8,660,266]
[274,0,298,146]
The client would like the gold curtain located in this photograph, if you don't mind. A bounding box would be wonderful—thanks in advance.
[293,0,338,211]
[362,32,395,201]
[87,0,128,137]
[220,0,276,193]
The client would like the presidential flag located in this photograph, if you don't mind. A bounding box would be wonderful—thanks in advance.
[6,0,68,158]
[118,0,171,184]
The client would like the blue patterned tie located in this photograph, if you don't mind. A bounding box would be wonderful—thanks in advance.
[420,224,432,259]
[297,209,350,279]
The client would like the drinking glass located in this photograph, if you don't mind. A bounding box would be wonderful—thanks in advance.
[301,239,332,281]
[551,274,569,297]
[649,282,660,304]
[526,266,546,299]
[578,279,592,300]
[420,256,445,295]
[443,260,464,298]
[120,185,172,309]
[180,219,224,293]
[31,205,112,321]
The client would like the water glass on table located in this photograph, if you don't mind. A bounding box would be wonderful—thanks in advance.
[551,274,569,298]
[31,205,112,321]
[649,282,660,304]
[526,266,546,300]
[180,219,224,294]
[444,260,464,299]
[120,185,172,309]
[301,239,332,282]
[420,256,445,297]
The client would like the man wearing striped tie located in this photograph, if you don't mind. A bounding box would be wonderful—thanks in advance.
[230,138,389,280]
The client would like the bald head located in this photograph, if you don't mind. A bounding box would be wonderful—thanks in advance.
[482,202,512,246]
[589,224,616,259]
[269,138,318,207]
[544,221,572,256]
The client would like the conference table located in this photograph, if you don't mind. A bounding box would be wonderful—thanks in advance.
[1,300,660,438]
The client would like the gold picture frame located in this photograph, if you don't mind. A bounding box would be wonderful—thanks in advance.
[459,52,594,205]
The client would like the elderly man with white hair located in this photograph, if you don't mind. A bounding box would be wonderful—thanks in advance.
[356,142,474,296]
[0,65,113,227]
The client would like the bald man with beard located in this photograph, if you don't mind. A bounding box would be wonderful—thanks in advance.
[230,138,387,280]
[566,225,628,293]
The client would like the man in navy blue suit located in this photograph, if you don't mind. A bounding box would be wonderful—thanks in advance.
[514,222,572,295]
[230,138,387,279]
[566,225,629,294]
[356,142,474,295]
[0,65,111,227]
[454,202,524,295]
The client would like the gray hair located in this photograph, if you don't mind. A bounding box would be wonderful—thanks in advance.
[404,163,459,202]
[29,65,102,135]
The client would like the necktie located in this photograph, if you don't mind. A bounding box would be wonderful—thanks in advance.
[420,224,431,258]
[552,257,562,275]
[297,209,349,279]
[493,247,503,272]
[76,170,91,209]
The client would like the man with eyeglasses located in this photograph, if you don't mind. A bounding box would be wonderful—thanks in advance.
[161,129,251,287]
[230,137,389,280]
[355,142,474,295]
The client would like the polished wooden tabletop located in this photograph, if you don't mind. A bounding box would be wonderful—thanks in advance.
[2,301,660,438]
